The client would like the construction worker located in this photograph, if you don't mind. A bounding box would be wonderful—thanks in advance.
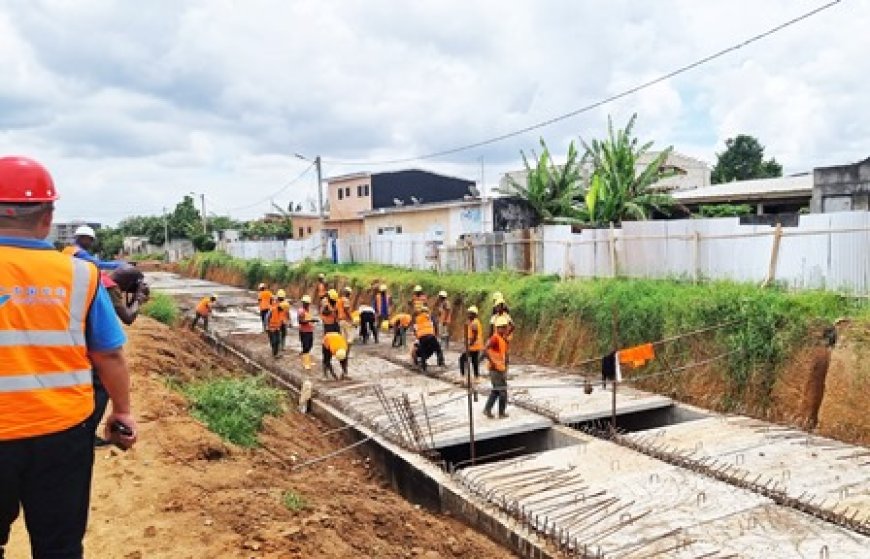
[433,290,452,349]
[358,303,378,344]
[275,289,289,350]
[0,156,137,558]
[320,289,340,334]
[460,306,483,382]
[61,224,125,270]
[373,283,391,327]
[322,332,349,380]
[338,286,354,343]
[191,294,217,331]
[297,295,318,370]
[314,273,328,304]
[391,312,412,348]
[410,285,427,316]
[410,306,445,371]
[490,296,515,340]
[483,315,511,419]
[264,296,284,358]
[257,283,272,331]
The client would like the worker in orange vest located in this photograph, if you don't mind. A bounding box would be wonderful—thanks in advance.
[256,283,272,331]
[297,295,318,370]
[264,296,285,358]
[338,286,354,343]
[191,295,217,331]
[275,289,290,350]
[314,273,328,304]
[0,156,136,558]
[433,290,452,349]
[409,285,427,316]
[322,332,349,380]
[320,289,340,334]
[410,307,444,371]
[460,306,484,382]
[483,315,511,419]
[390,312,412,348]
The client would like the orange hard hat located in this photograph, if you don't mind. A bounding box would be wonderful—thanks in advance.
[0,156,58,203]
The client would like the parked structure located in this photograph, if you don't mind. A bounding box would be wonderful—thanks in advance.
[811,156,870,213]
[672,174,813,216]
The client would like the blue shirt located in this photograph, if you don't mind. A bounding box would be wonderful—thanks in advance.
[69,244,124,271]
[0,236,127,351]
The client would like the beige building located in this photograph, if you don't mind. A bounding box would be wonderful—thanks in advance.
[288,212,322,240]
[362,199,490,243]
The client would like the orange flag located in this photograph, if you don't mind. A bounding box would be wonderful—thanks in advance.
[617,343,655,367]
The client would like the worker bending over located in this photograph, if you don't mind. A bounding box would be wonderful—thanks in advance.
[483,315,511,419]
[320,289,340,334]
[410,307,445,371]
[322,332,349,380]
[257,283,272,331]
[391,312,412,348]
[358,303,377,344]
[460,306,483,382]
[103,266,149,326]
[62,224,125,270]
[433,290,452,349]
[297,295,318,370]
[338,286,354,343]
[264,296,286,358]
[191,294,217,331]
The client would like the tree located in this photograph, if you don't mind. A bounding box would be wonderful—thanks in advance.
[578,114,676,225]
[497,138,584,224]
[241,219,294,240]
[95,227,124,260]
[711,134,782,184]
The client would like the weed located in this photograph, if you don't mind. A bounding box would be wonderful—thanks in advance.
[282,489,306,512]
[141,292,180,326]
[184,376,283,447]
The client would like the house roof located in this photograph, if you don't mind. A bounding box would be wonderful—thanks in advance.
[361,198,483,217]
[671,174,813,204]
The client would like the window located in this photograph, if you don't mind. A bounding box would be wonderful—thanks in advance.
[298,227,304,237]
[357,185,363,197]
[396,226,403,234]
[338,189,343,200]
[345,187,350,197]
[364,184,370,196]
[307,227,312,234]
[377,227,383,235]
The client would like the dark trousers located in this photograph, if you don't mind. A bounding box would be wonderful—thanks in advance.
[484,371,508,416]
[322,322,340,334]
[268,330,281,357]
[190,312,208,331]
[459,350,480,378]
[322,347,348,379]
[0,423,94,559]
[415,335,443,366]
[359,311,377,344]
[299,331,314,354]
[279,324,287,349]
[85,373,109,437]
[260,309,269,330]
[392,326,407,348]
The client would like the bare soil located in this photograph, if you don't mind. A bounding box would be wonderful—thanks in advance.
[6,317,513,559]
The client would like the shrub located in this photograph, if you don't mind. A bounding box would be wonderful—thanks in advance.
[184,376,283,447]
[282,489,306,512]
[141,292,179,325]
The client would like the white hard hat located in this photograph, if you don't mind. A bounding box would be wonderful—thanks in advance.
[74,225,96,238]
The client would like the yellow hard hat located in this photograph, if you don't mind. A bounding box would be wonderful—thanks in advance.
[438,290,447,298]
[494,315,511,328]
[413,285,423,293]
[280,301,290,310]
[276,289,286,298]
[467,306,479,314]
[328,289,338,300]
[492,291,503,301]
[419,306,430,313]
[379,283,387,292]
[335,348,347,360]
[301,294,312,304]
[494,297,506,306]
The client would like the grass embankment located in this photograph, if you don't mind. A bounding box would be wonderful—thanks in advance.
[141,292,180,325]
[182,252,867,416]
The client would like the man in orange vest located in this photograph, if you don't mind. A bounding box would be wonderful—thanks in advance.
[191,294,217,331]
[297,295,318,370]
[483,315,511,419]
[390,312,412,348]
[314,273,329,304]
[410,307,444,372]
[338,286,354,343]
[256,283,272,331]
[409,285,427,316]
[0,156,137,558]
[320,289,340,334]
[433,290,452,349]
[322,332,349,380]
[460,306,483,382]
[264,296,284,358]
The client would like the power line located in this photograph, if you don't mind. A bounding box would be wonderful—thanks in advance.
[320,0,842,166]
[220,162,315,212]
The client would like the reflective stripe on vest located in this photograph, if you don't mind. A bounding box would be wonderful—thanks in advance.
[0,369,92,392]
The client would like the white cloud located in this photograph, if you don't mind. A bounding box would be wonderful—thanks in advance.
[0,0,866,224]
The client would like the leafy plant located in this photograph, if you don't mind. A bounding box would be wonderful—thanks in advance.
[712,134,782,184]
[282,490,306,512]
[141,292,179,325]
[696,204,753,218]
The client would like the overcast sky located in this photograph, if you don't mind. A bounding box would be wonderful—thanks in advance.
[1,0,866,224]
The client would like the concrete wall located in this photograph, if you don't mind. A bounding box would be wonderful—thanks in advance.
[327,175,372,220]
[811,157,870,213]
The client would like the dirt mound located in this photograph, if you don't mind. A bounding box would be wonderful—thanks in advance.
[817,320,870,445]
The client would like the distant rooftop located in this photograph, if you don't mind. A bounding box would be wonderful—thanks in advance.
[672,174,813,204]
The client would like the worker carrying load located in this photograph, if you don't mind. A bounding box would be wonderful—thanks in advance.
[62,224,126,270]
[338,286,354,343]
[433,290,452,349]
[264,296,285,358]
[410,285,428,316]
[320,289,340,334]
[322,332,349,380]
[410,307,445,371]
[191,294,217,332]
[460,306,484,383]
[297,295,319,370]
[390,312,412,348]
[257,283,273,331]
[358,303,378,344]
[483,315,512,419]
[373,283,391,327]
[314,273,328,304]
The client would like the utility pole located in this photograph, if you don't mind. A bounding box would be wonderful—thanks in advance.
[200,193,207,235]
[162,206,169,260]
[296,153,326,257]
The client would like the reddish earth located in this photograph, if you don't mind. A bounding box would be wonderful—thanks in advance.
[7,317,513,558]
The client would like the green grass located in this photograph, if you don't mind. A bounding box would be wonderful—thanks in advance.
[141,292,180,325]
[183,376,283,447]
[282,489,306,512]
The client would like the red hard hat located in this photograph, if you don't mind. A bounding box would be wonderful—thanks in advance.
[0,156,58,203]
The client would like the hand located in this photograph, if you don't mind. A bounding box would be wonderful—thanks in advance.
[104,412,138,450]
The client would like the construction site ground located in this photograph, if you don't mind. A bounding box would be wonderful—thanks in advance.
[5,318,514,559]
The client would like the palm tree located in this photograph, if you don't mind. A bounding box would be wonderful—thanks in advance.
[497,138,584,224]
[578,114,676,226]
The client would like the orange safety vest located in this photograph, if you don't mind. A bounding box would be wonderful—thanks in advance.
[266,303,284,331]
[467,318,483,351]
[392,313,411,328]
[322,332,348,356]
[338,296,351,321]
[414,313,435,338]
[196,297,212,316]
[257,290,273,311]
[0,246,99,441]
[320,299,337,325]
[486,334,508,373]
[298,306,315,333]
[61,245,79,256]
